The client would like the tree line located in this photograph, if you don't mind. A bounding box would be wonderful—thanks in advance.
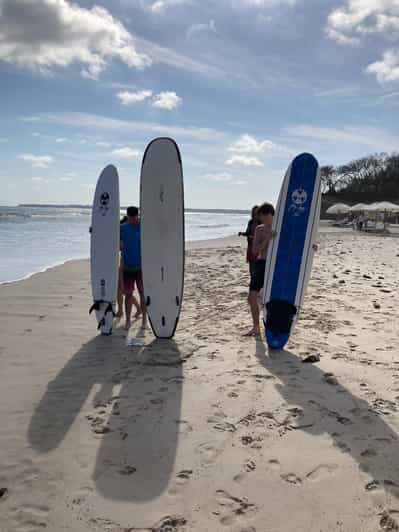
[321,152,399,205]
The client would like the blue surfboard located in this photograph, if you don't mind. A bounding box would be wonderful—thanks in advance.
[263,153,321,350]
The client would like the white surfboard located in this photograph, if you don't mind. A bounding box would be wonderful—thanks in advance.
[90,165,120,335]
[263,153,321,349]
[140,138,184,339]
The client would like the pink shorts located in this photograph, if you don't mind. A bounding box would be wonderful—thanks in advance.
[123,269,143,295]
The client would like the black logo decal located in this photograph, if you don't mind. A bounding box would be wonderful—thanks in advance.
[99,192,110,216]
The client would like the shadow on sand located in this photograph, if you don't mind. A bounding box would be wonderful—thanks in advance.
[255,340,399,497]
[28,333,182,501]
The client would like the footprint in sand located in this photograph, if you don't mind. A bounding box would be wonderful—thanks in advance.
[212,490,257,527]
[305,464,338,482]
[168,469,193,496]
[10,504,50,530]
[234,460,257,484]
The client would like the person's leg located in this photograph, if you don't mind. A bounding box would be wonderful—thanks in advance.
[244,260,265,336]
[116,270,124,318]
[123,273,134,330]
[246,290,260,335]
[136,272,147,328]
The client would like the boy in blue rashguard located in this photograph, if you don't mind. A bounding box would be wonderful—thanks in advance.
[120,206,147,330]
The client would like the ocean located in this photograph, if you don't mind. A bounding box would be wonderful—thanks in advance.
[0,206,250,284]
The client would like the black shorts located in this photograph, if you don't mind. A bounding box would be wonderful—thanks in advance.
[249,259,266,292]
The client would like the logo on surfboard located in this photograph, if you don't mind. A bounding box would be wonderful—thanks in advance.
[289,188,308,216]
[99,192,110,216]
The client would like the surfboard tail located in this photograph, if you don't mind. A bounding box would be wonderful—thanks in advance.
[264,300,297,350]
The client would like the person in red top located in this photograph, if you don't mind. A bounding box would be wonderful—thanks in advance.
[244,202,275,337]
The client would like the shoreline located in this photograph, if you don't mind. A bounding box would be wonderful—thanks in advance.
[0,234,245,286]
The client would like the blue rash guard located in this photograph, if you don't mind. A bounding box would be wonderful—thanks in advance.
[120,223,141,269]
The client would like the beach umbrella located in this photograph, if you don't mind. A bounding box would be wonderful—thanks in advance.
[369,201,399,212]
[326,203,351,214]
[349,203,369,212]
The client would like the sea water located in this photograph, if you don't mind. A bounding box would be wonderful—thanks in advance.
[0,206,249,283]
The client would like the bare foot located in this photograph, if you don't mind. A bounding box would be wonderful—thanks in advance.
[125,320,131,331]
[115,309,123,319]
[243,328,260,337]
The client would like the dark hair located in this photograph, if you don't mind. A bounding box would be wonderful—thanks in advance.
[257,202,275,216]
[120,215,128,224]
[127,206,139,217]
[251,205,259,218]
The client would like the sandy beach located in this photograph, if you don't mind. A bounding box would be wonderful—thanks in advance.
[1,231,399,531]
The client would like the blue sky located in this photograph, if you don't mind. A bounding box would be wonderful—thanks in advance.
[1,0,399,208]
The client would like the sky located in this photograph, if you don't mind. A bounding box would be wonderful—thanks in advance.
[1,0,399,209]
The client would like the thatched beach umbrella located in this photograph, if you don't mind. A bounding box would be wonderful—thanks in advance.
[349,203,369,212]
[326,203,351,214]
[369,201,399,212]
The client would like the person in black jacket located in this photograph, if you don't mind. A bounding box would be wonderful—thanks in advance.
[238,205,259,275]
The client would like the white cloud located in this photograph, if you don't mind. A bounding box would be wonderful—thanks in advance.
[187,20,216,39]
[152,91,182,110]
[229,134,276,153]
[0,0,150,79]
[150,0,190,14]
[225,155,264,167]
[284,123,399,152]
[32,176,45,182]
[32,132,41,137]
[367,49,399,83]
[21,112,227,142]
[60,176,72,181]
[18,153,54,168]
[203,172,248,185]
[117,90,153,105]
[96,141,112,148]
[326,1,399,51]
[56,137,68,143]
[110,147,141,159]
[204,172,234,182]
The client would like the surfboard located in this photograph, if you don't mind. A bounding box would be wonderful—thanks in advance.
[140,138,184,339]
[263,153,321,349]
[90,165,120,335]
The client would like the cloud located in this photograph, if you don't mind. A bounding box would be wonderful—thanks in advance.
[152,91,182,110]
[225,155,264,167]
[55,137,68,143]
[203,172,248,185]
[326,1,399,55]
[229,134,276,153]
[117,90,153,105]
[367,49,399,83]
[187,20,216,39]
[95,141,112,148]
[204,172,233,182]
[0,137,8,143]
[21,112,227,142]
[284,123,399,152]
[0,0,150,78]
[60,176,72,181]
[18,153,54,168]
[110,147,141,159]
[149,0,190,14]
